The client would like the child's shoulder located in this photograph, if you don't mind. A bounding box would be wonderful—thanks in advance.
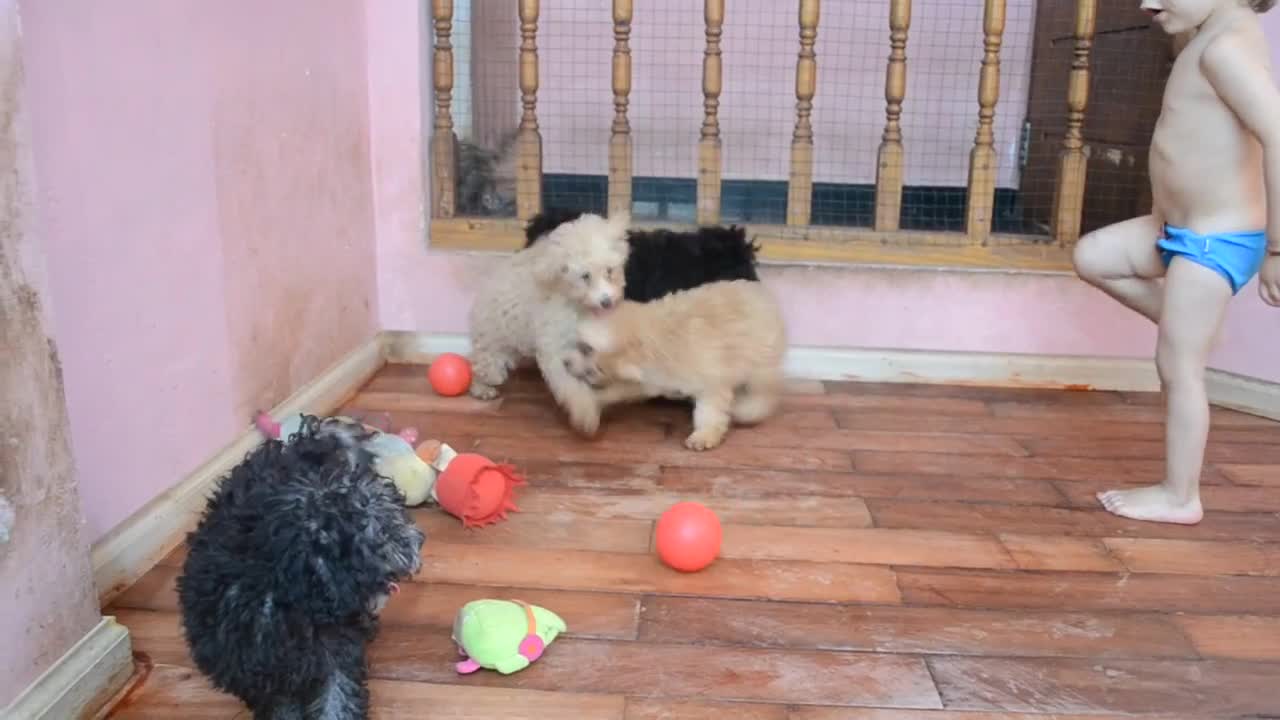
[1198,16,1270,75]
[1195,15,1280,142]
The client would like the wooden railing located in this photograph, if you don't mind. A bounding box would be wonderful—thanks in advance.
[428,0,1102,266]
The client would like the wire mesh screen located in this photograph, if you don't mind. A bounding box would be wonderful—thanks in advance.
[447,2,519,217]
[861,0,1035,237]
[538,2,613,213]
[626,1,703,221]
[1019,2,1171,240]
[436,0,1172,244]
[712,0,792,225]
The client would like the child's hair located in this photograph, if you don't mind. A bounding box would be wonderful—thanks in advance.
[1250,0,1275,12]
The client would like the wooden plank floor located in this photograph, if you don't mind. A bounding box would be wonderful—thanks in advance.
[102,363,1280,719]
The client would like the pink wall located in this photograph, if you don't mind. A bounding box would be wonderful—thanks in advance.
[372,1,1278,385]
[21,0,380,542]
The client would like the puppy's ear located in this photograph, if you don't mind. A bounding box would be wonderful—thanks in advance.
[530,239,567,287]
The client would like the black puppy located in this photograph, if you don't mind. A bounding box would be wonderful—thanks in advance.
[524,208,760,303]
[177,415,425,719]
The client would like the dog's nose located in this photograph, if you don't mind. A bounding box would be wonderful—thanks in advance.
[599,296,614,309]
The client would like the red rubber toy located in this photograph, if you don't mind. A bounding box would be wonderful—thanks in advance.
[428,353,472,397]
[433,452,525,528]
[654,501,722,572]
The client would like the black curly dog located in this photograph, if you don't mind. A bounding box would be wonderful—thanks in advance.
[177,415,425,720]
[524,208,761,303]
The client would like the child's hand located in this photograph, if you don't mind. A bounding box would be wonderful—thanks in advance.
[1261,254,1280,307]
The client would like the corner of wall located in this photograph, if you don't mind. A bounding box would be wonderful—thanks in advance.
[358,0,384,331]
[365,0,435,333]
[2,0,111,704]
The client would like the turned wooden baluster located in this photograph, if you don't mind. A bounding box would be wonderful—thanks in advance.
[697,0,725,225]
[1051,0,1097,246]
[696,0,727,222]
[430,0,457,218]
[516,0,543,221]
[964,0,1006,243]
[608,0,633,216]
[787,0,819,226]
[874,0,912,231]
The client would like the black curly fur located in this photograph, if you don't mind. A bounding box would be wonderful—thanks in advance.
[523,209,761,303]
[523,208,587,245]
[177,415,425,720]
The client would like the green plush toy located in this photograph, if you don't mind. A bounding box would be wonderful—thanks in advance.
[452,599,567,675]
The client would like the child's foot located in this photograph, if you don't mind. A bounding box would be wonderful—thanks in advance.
[1096,485,1204,525]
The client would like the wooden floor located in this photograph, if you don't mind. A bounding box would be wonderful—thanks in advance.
[102,363,1280,719]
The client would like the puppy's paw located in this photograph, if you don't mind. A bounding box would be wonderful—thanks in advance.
[562,389,602,436]
[569,406,601,437]
[562,353,588,382]
[562,347,603,386]
[684,429,726,451]
[469,383,500,401]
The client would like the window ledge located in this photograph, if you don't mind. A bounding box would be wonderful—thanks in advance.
[427,217,1076,274]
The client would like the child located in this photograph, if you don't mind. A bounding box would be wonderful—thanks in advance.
[1073,0,1280,524]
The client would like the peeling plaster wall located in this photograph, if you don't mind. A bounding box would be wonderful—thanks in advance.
[0,0,101,704]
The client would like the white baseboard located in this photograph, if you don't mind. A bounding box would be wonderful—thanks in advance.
[1207,368,1280,422]
[91,336,387,607]
[381,331,1280,421]
[2,617,132,720]
[781,346,1163,392]
[382,329,471,363]
[382,330,1164,392]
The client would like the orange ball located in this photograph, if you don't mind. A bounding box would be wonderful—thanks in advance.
[427,353,472,397]
[655,501,722,572]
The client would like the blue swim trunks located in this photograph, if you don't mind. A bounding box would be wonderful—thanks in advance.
[1156,224,1269,295]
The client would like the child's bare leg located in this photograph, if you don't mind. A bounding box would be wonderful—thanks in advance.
[1073,214,1167,323]
[1097,259,1231,524]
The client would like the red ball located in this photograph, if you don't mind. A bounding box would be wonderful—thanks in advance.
[427,353,472,397]
[655,501,722,572]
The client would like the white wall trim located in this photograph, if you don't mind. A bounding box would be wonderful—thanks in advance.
[383,330,1165,392]
[2,617,132,720]
[781,346,1163,392]
[382,329,471,363]
[383,330,1280,420]
[91,336,387,607]
[1207,368,1280,422]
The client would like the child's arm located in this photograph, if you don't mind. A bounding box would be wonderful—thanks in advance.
[1265,248,1280,307]
[1201,33,1280,306]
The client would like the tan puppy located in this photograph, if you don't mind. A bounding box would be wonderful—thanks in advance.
[562,279,786,451]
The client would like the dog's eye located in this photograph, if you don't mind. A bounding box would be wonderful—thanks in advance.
[576,341,594,356]
[580,272,591,282]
